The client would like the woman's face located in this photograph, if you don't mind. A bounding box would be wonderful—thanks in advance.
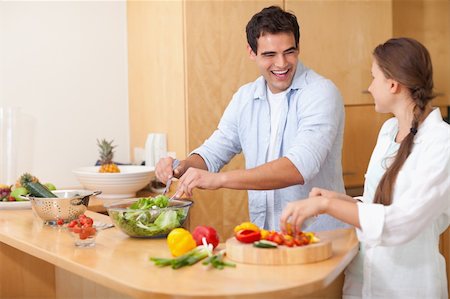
[368,60,395,113]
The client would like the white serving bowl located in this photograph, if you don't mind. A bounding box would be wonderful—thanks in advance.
[72,166,154,199]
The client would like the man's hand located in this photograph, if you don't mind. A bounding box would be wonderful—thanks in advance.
[155,157,179,183]
[173,168,223,198]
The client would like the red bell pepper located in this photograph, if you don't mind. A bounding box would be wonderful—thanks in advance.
[235,229,261,243]
[192,225,220,249]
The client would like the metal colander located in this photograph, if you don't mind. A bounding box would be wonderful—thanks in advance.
[27,190,101,225]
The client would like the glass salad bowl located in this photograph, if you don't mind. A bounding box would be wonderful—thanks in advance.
[106,195,192,238]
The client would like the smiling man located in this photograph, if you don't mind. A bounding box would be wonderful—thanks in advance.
[155,6,346,231]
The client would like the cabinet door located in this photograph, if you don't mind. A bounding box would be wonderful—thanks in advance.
[286,0,392,105]
[342,106,391,187]
[127,1,187,158]
[184,1,281,239]
[393,0,450,107]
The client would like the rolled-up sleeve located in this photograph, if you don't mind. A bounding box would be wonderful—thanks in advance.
[285,80,344,183]
[191,93,243,173]
[356,202,385,245]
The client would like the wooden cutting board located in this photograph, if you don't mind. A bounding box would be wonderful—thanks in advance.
[225,236,332,265]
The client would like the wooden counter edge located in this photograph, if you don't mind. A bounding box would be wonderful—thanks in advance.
[0,211,359,299]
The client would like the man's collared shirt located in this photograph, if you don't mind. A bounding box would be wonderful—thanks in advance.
[192,62,346,231]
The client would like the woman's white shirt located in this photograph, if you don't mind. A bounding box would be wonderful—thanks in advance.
[344,108,450,299]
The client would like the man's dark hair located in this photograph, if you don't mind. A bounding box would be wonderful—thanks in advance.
[246,6,300,54]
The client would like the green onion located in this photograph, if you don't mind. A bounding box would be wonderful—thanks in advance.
[150,246,209,269]
[202,250,236,269]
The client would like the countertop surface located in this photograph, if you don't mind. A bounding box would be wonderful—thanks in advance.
[0,209,358,299]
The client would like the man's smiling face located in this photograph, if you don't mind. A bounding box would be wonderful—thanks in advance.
[249,32,299,94]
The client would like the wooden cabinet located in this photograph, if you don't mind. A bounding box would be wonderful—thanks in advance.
[342,107,391,188]
[287,0,450,187]
[285,0,394,188]
[286,0,392,106]
[393,0,450,107]
[127,0,449,235]
[128,1,279,239]
[127,1,186,159]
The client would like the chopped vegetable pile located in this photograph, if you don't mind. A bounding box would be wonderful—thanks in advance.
[109,195,188,237]
[233,221,320,248]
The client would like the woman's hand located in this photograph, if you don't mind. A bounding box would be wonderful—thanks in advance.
[309,187,353,201]
[280,196,329,234]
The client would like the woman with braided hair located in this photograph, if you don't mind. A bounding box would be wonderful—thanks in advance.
[280,37,449,298]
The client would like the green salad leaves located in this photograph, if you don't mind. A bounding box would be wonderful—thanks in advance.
[110,195,187,237]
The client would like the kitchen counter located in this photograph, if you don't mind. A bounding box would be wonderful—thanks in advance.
[0,209,358,299]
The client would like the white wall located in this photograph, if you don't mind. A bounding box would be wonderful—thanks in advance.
[0,1,129,187]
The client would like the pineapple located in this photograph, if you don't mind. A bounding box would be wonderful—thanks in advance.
[16,173,39,188]
[97,139,120,173]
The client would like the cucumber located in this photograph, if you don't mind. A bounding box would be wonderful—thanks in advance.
[25,182,57,198]
[253,240,278,249]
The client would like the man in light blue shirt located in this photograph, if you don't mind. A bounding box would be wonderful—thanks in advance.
[155,6,346,231]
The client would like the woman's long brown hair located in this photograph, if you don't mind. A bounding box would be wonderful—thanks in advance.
[373,38,435,205]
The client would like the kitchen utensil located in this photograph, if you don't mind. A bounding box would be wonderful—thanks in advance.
[225,234,332,265]
[163,159,180,195]
[94,222,114,230]
[21,190,101,225]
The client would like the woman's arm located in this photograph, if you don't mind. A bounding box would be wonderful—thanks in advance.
[279,192,361,234]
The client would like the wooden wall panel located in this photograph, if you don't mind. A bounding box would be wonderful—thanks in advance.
[185,0,278,150]
[127,1,187,160]
[286,0,393,105]
[184,1,281,239]
[393,0,450,106]
[342,106,391,188]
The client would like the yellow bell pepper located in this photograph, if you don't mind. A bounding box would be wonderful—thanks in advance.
[167,228,197,257]
[285,223,293,235]
[233,222,260,233]
[304,232,320,243]
[260,229,270,240]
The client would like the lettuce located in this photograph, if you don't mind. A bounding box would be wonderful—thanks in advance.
[110,195,187,238]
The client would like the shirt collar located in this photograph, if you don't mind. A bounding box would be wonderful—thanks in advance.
[414,107,444,143]
[383,107,444,143]
[253,61,307,100]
